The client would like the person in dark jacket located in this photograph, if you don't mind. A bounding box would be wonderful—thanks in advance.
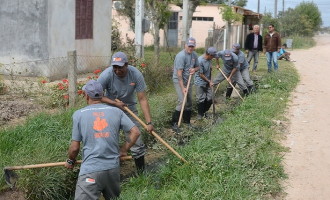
[263,24,281,72]
[244,25,263,72]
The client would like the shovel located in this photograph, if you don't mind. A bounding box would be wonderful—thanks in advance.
[115,99,187,163]
[4,156,132,188]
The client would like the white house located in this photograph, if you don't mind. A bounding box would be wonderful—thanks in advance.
[112,3,261,50]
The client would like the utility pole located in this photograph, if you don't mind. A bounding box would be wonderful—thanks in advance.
[282,0,285,13]
[274,0,278,18]
[257,0,260,13]
[135,0,144,58]
[181,0,189,48]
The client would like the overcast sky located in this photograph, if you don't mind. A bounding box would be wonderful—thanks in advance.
[245,0,330,27]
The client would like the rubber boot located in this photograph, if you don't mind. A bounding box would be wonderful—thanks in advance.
[197,103,205,119]
[171,110,181,125]
[182,110,191,124]
[134,156,145,175]
[171,110,181,131]
[204,100,213,115]
[247,85,254,94]
[243,89,249,97]
[226,87,234,99]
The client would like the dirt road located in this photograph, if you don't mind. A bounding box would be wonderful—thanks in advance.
[284,34,330,199]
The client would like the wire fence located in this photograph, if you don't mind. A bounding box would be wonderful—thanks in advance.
[0,49,178,107]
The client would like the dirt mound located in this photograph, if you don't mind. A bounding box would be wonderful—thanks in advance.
[0,95,41,126]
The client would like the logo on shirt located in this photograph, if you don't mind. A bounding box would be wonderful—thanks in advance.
[93,117,108,131]
[129,82,136,86]
[92,112,110,138]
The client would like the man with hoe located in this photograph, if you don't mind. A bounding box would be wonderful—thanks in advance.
[97,51,154,173]
[171,37,200,130]
[65,80,140,199]
[194,47,219,119]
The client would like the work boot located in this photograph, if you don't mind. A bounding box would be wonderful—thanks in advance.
[171,110,180,126]
[204,100,213,114]
[171,110,181,132]
[182,110,192,124]
[134,156,145,175]
[226,87,234,99]
[243,89,249,97]
[197,103,205,120]
[247,85,255,94]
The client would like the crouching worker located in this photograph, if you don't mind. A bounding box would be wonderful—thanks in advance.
[65,80,140,200]
[226,43,255,97]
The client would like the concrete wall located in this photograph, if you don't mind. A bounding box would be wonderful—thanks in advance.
[178,4,225,48]
[0,0,112,79]
[0,0,49,76]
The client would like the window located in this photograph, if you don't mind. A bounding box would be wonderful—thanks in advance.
[179,16,214,21]
[168,12,178,30]
[76,0,93,39]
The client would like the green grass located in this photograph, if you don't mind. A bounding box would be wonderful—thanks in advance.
[282,35,316,49]
[0,54,299,199]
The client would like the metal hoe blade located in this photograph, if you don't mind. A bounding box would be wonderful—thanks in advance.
[4,169,18,188]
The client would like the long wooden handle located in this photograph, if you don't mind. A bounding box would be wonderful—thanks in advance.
[211,86,216,117]
[115,99,187,163]
[4,156,132,171]
[178,74,192,127]
[216,68,244,100]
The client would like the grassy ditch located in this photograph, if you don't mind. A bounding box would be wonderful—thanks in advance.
[0,57,298,199]
[118,59,299,199]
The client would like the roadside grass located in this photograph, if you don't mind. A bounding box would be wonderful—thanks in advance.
[118,59,299,199]
[0,54,298,199]
[282,35,316,49]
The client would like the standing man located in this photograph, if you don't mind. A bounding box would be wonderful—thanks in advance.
[171,37,199,130]
[194,47,219,119]
[245,24,263,72]
[213,49,249,97]
[65,80,140,200]
[97,52,153,174]
[226,43,255,98]
[264,24,281,72]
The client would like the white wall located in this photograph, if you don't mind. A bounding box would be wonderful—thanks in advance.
[0,0,49,76]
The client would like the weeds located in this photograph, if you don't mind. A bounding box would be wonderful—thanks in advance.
[0,53,299,199]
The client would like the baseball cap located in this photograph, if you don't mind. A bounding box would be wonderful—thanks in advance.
[111,52,128,67]
[206,47,219,58]
[224,49,232,60]
[186,37,196,47]
[82,80,103,99]
[232,43,241,50]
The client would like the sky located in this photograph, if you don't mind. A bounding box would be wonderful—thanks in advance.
[245,0,330,27]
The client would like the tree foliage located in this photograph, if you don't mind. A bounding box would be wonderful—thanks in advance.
[263,1,322,37]
[220,4,243,24]
[294,2,322,32]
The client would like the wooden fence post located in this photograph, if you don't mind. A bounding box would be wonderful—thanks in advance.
[68,51,77,107]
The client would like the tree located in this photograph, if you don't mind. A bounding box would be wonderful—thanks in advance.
[220,4,243,48]
[276,1,322,37]
[145,0,171,61]
[295,2,322,32]
[116,0,135,31]
[261,12,280,36]
[232,0,247,7]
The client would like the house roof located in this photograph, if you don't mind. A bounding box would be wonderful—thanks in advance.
[232,5,262,18]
